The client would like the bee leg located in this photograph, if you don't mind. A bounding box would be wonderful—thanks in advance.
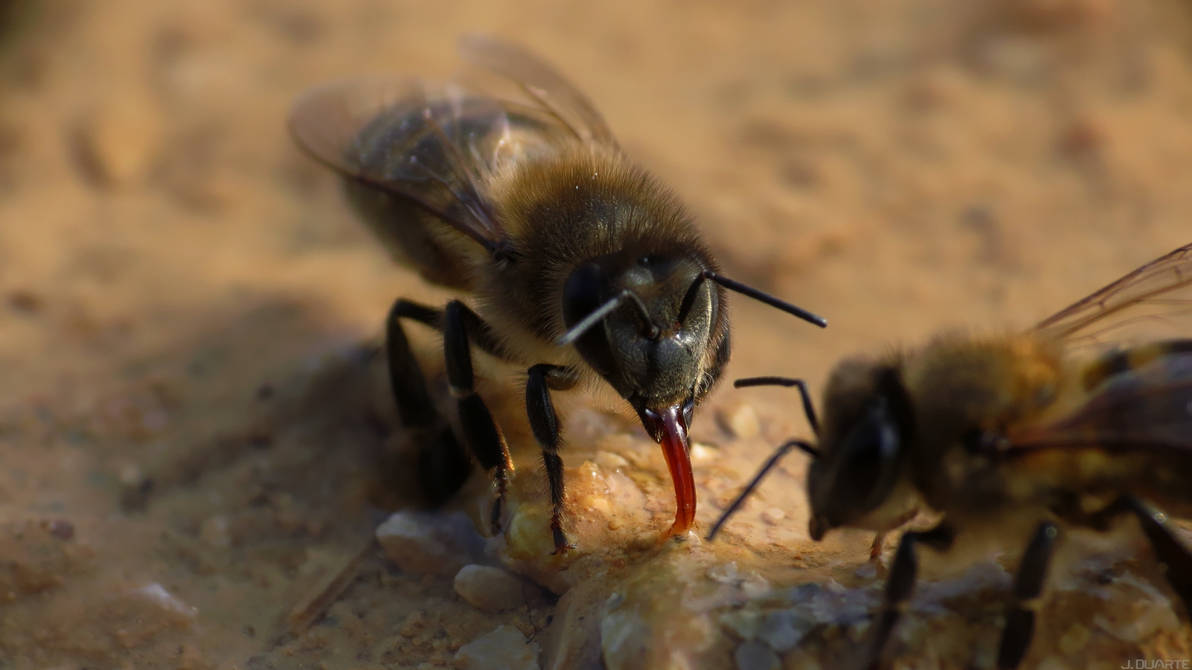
[863,521,956,669]
[1129,500,1192,617]
[526,363,580,554]
[386,299,471,505]
[997,521,1059,670]
[1100,496,1192,618]
[443,300,515,535]
[1061,495,1192,621]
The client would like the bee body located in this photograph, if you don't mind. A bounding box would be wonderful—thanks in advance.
[291,38,821,552]
[716,243,1192,668]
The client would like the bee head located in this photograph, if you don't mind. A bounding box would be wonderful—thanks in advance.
[561,251,722,423]
[807,361,914,540]
[557,245,824,505]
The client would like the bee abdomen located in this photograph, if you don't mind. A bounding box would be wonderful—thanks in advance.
[1080,339,1192,390]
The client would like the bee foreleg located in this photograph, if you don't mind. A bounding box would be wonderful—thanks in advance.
[443,300,514,535]
[863,521,956,670]
[386,298,471,505]
[997,521,1059,669]
[525,364,579,554]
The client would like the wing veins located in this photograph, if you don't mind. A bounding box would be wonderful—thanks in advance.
[1034,243,1192,343]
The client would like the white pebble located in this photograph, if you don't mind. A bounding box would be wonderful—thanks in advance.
[760,507,786,525]
[690,442,718,465]
[454,624,540,670]
[132,582,197,623]
[375,510,484,576]
[718,403,760,439]
[453,564,527,612]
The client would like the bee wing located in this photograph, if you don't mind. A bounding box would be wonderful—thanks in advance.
[459,35,617,148]
[1032,243,1192,352]
[289,77,568,251]
[1007,348,1192,451]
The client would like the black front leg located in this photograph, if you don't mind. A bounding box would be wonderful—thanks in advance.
[443,300,515,534]
[525,363,579,553]
[863,521,956,669]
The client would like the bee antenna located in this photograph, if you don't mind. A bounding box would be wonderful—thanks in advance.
[706,438,819,542]
[680,271,827,328]
[557,289,660,346]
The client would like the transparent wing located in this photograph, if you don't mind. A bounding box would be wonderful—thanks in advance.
[1007,349,1192,452]
[1032,243,1192,352]
[459,35,617,147]
[289,76,574,251]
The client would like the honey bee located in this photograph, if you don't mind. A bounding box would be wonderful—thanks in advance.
[709,243,1192,668]
[289,37,825,553]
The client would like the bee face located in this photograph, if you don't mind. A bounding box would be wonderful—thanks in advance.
[808,362,914,540]
[562,250,720,417]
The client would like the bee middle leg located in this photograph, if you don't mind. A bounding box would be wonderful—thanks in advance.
[525,363,580,554]
[863,520,956,669]
[997,521,1060,670]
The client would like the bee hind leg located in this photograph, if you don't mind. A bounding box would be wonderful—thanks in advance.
[998,521,1060,670]
[526,364,580,554]
[1129,500,1192,617]
[386,298,472,505]
[862,521,956,670]
[1080,496,1192,619]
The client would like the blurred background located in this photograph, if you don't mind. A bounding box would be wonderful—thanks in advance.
[1,0,1190,667]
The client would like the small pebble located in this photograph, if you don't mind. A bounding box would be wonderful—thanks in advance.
[720,609,762,640]
[760,507,786,525]
[199,516,230,548]
[118,463,154,510]
[454,624,540,670]
[690,442,718,465]
[1058,623,1090,655]
[593,451,629,470]
[717,403,760,439]
[376,510,484,576]
[398,611,426,638]
[734,639,780,670]
[453,564,527,613]
[7,290,41,314]
[41,519,74,540]
[72,95,161,187]
[131,582,198,624]
[757,610,813,653]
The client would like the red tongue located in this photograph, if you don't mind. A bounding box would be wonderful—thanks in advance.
[656,406,696,537]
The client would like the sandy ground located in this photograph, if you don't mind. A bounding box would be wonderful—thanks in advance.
[3,0,1192,668]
